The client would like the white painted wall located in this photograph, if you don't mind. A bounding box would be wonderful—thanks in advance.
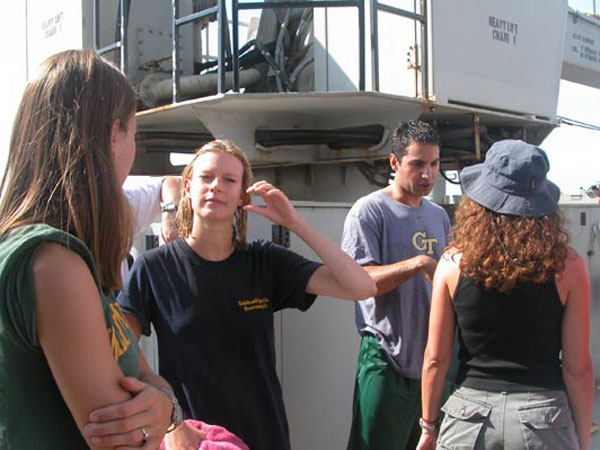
[26,0,84,79]
[562,9,600,89]
[431,0,567,118]
[0,0,86,186]
[248,202,359,450]
[0,2,27,181]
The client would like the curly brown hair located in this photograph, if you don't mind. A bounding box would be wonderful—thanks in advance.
[452,196,571,293]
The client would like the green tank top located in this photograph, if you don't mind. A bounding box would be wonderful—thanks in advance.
[0,224,141,448]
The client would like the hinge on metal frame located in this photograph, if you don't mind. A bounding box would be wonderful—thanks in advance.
[272,225,290,248]
[146,234,159,250]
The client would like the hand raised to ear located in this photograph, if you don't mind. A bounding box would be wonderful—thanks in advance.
[244,181,301,230]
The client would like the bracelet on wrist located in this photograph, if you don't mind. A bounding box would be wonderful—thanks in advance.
[418,417,439,432]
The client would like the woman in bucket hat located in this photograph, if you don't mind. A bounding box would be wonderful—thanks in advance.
[416,140,593,449]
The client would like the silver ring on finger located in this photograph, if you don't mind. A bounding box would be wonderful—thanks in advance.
[140,427,150,443]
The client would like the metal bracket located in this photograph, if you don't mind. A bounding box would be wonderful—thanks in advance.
[272,224,290,248]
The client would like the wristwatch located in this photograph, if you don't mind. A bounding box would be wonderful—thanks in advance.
[160,202,178,213]
[158,387,184,432]
[418,417,439,432]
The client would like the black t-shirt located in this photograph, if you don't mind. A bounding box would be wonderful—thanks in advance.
[117,238,322,450]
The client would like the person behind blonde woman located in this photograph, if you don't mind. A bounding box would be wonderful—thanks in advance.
[122,175,182,281]
[0,49,180,449]
[117,139,376,450]
[417,140,593,450]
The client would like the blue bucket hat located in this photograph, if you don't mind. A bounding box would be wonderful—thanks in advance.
[459,140,560,217]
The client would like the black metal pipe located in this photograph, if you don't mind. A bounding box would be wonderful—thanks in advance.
[439,126,489,142]
[114,0,131,45]
[193,39,267,73]
[256,125,384,148]
[254,39,293,91]
[420,0,428,98]
[93,0,99,51]
[175,7,219,26]
[238,1,358,9]
[358,0,365,91]
[289,56,314,86]
[223,6,233,69]
[217,0,227,93]
[120,0,129,73]
[232,0,240,92]
[172,0,180,102]
[137,131,214,140]
[370,0,379,91]
[377,4,424,22]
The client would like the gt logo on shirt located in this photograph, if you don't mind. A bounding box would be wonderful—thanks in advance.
[238,297,270,312]
[412,232,438,255]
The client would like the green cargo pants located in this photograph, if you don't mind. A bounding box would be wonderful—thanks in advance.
[347,334,454,450]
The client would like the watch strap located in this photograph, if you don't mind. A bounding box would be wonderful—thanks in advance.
[158,387,184,432]
[160,202,178,213]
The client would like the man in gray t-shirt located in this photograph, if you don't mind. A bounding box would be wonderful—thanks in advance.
[343,120,451,450]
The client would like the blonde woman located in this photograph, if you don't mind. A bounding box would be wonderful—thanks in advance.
[118,140,376,450]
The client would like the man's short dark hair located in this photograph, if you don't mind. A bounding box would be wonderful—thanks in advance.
[391,120,440,159]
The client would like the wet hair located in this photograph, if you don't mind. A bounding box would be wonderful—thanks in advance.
[452,196,571,293]
[176,140,253,249]
[391,120,440,160]
[0,49,136,292]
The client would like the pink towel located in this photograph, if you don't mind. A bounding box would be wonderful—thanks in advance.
[159,419,250,450]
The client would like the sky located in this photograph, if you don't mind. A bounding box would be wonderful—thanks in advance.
[542,80,600,194]
[541,0,600,194]
[570,0,598,16]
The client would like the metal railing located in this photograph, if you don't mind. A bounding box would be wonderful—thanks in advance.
[170,0,365,101]
[94,0,428,103]
[370,0,427,97]
[93,0,130,73]
[181,0,428,99]
[230,0,366,93]
[172,0,232,101]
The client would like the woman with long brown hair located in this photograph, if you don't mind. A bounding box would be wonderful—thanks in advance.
[417,140,593,449]
[118,139,376,450]
[0,50,176,449]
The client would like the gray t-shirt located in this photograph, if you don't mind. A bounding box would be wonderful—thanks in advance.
[341,189,451,378]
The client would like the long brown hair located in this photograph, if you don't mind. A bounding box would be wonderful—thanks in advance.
[0,49,135,292]
[176,140,253,248]
[453,196,570,293]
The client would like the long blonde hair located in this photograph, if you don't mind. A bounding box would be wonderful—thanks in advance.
[0,50,135,292]
[176,140,253,248]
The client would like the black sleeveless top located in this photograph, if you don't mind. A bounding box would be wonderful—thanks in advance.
[453,276,565,391]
